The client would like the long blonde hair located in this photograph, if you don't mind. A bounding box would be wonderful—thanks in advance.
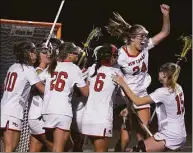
[159,62,181,91]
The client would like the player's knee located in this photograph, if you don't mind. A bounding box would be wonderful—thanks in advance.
[132,140,146,152]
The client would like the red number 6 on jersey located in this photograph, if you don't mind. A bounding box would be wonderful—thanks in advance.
[94,73,106,92]
[50,71,68,92]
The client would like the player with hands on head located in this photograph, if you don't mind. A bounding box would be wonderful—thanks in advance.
[112,62,186,152]
[106,4,170,151]
[0,41,45,152]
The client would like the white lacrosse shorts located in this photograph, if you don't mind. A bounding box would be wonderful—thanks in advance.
[43,114,72,131]
[154,132,186,150]
[0,114,22,131]
[28,118,45,135]
[81,122,113,138]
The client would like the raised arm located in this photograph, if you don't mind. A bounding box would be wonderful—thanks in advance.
[112,74,153,106]
[151,4,170,46]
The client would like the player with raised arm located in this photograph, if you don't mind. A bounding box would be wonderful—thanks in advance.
[0,41,45,152]
[41,42,89,152]
[81,44,121,152]
[28,38,61,152]
[112,62,186,152]
[106,4,170,151]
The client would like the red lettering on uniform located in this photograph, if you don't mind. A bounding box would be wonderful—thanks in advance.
[94,73,106,92]
[176,92,184,115]
[4,72,18,92]
[50,71,68,92]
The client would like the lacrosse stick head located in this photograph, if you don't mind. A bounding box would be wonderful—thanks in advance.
[175,35,192,64]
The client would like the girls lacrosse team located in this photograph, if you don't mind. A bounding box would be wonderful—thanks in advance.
[0,3,189,152]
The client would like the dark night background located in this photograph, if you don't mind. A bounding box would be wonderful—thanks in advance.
[1,0,192,148]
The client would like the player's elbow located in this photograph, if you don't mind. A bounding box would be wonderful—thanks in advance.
[160,30,170,38]
[79,85,89,97]
[35,82,45,94]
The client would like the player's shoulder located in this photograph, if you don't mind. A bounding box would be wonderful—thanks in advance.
[118,45,126,54]
[154,87,169,95]
[176,83,183,93]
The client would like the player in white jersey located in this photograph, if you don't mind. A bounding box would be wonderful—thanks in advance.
[106,4,171,151]
[41,42,89,152]
[28,38,61,152]
[0,41,45,152]
[81,44,121,152]
[112,62,186,151]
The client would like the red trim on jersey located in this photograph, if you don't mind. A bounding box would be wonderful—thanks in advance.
[0,121,21,132]
[122,46,140,57]
[82,68,88,73]
[63,60,72,62]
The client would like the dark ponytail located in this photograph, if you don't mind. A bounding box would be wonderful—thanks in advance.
[91,44,113,77]
[91,60,102,78]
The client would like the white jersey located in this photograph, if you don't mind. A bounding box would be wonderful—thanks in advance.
[28,67,45,119]
[82,64,122,124]
[42,62,86,117]
[149,84,187,138]
[117,38,154,94]
[1,63,40,119]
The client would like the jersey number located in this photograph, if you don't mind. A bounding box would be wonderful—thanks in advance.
[94,73,106,92]
[4,72,18,92]
[175,92,184,115]
[50,71,68,92]
[132,62,147,75]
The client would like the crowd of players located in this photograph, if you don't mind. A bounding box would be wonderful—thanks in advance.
[0,4,187,152]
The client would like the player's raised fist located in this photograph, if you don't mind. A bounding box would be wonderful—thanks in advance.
[160,4,170,16]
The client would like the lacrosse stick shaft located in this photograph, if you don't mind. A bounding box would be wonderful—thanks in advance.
[119,86,153,137]
[149,108,156,125]
[78,52,86,66]
[45,0,65,46]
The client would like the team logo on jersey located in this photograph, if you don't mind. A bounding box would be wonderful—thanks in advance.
[12,122,18,127]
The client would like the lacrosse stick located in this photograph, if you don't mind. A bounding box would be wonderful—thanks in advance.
[45,0,65,53]
[77,26,102,66]
[119,87,153,136]
[148,35,192,125]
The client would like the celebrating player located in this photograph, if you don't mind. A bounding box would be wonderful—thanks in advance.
[81,44,121,152]
[28,38,61,152]
[41,42,89,152]
[106,4,170,151]
[112,62,186,152]
[0,41,45,152]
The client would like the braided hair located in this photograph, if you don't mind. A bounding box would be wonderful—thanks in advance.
[91,44,116,77]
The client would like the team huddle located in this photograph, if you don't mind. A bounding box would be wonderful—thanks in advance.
[0,4,187,152]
